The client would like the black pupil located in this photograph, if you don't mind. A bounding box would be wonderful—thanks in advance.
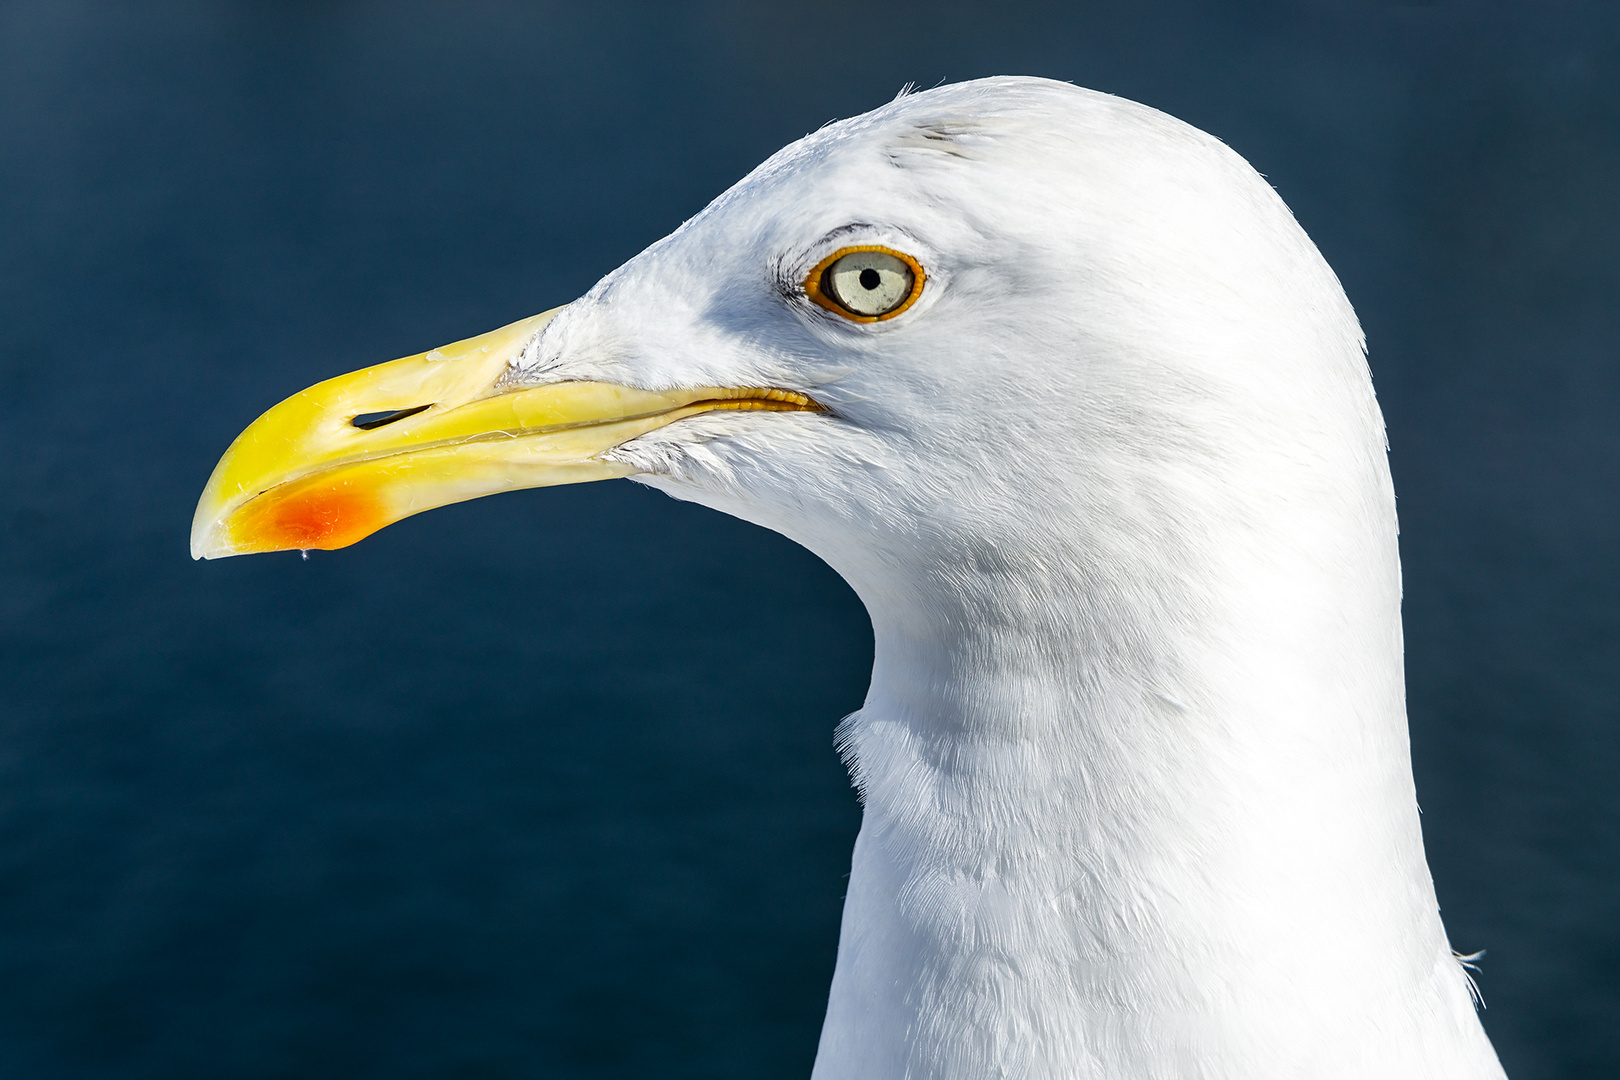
[859,267,882,290]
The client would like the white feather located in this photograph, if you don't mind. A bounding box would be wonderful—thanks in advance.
[512,76,1506,1080]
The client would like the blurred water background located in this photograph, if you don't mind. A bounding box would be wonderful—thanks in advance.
[1,2,1617,1077]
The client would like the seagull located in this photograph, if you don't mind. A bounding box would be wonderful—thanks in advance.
[192,77,1508,1079]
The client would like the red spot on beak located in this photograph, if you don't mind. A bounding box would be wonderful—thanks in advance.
[234,477,389,552]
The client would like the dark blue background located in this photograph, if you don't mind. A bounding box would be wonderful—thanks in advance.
[2,2,1616,1077]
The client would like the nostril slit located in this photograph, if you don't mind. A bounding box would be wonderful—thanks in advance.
[352,404,432,430]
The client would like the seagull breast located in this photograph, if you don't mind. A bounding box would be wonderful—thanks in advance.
[193,77,1507,1080]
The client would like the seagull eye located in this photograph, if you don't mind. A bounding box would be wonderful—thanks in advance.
[805,246,925,322]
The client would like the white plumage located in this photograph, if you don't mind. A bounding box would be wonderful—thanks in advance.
[195,74,1509,1079]
[509,76,1507,1079]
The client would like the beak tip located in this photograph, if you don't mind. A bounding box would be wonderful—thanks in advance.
[189,524,230,560]
[190,491,240,560]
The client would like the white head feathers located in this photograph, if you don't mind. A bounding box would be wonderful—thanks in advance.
[507,77,1503,1079]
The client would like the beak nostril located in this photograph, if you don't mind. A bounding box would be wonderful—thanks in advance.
[351,404,432,430]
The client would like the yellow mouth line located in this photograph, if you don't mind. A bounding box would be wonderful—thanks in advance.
[255,386,823,496]
[247,383,829,498]
[526,385,824,431]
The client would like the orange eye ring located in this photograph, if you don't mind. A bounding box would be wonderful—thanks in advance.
[804,245,926,323]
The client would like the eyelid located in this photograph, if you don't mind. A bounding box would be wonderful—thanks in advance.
[804,245,926,323]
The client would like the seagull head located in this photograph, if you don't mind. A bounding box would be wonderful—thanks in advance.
[192,75,1369,640]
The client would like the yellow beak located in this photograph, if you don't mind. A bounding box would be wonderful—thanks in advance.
[190,306,821,559]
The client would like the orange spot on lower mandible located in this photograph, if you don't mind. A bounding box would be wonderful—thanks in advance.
[237,478,389,552]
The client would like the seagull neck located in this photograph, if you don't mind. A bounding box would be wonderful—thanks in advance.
[817,524,1496,1077]
[851,546,1430,905]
